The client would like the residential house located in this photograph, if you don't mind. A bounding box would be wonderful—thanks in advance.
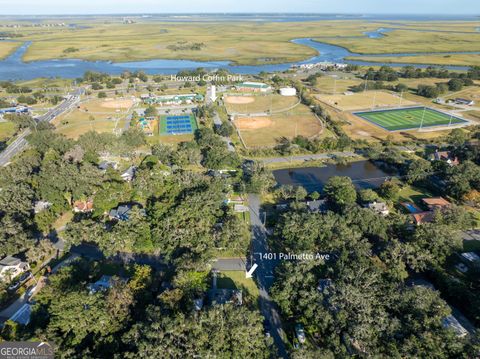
[431,150,459,166]
[109,204,133,221]
[412,211,435,225]
[306,199,328,213]
[421,197,452,211]
[87,275,114,294]
[0,256,30,282]
[34,200,52,214]
[98,161,118,171]
[208,271,243,306]
[73,199,94,213]
[121,166,136,182]
[363,201,389,216]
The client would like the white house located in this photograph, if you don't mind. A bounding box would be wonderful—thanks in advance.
[121,166,136,182]
[0,256,30,282]
[364,201,390,216]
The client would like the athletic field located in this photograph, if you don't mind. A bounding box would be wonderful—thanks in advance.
[354,107,468,131]
[159,114,198,135]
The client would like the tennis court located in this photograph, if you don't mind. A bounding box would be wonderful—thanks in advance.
[354,107,468,131]
[159,114,198,135]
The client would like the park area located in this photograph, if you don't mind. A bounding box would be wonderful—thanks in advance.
[354,107,469,132]
[53,97,134,139]
[316,90,417,111]
[224,94,299,114]
[234,104,324,148]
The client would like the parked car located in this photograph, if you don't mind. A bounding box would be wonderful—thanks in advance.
[8,282,21,292]
[26,284,38,297]
[19,271,33,283]
[295,323,306,344]
[264,320,271,338]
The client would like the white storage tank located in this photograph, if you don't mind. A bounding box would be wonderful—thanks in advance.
[279,87,297,96]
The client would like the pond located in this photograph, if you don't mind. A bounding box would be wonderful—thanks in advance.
[273,160,393,193]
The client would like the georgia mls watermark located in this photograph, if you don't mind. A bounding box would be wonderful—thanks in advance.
[0,342,54,359]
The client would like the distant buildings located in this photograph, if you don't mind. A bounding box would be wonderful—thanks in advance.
[279,87,297,97]
[142,93,204,106]
[291,62,348,71]
[306,199,328,213]
[98,161,118,171]
[0,106,29,116]
[0,256,30,282]
[235,82,272,93]
[451,98,475,106]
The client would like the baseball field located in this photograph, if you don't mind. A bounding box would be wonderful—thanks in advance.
[354,107,468,132]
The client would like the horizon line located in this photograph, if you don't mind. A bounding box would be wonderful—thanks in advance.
[0,12,478,17]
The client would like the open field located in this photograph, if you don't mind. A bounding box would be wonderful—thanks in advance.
[0,121,16,142]
[234,104,324,148]
[53,98,131,139]
[354,107,468,132]
[3,19,478,66]
[316,90,417,111]
[224,94,299,114]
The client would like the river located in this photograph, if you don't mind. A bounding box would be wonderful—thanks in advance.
[0,35,478,80]
[273,160,393,193]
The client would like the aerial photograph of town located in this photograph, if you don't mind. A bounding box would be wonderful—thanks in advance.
[0,0,480,357]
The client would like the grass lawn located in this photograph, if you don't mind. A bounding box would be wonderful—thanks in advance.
[397,185,433,206]
[355,107,468,132]
[216,271,260,304]
[0,121,17,142]
[224,94,299,114]
[235,104,324,148]
[316,90,418,112]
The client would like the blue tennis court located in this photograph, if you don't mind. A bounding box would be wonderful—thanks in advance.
[160,114,198,135]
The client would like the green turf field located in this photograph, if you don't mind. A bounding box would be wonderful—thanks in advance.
[159,114,198,135]
[354,107,468,131]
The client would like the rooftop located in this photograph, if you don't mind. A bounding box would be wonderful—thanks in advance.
[422,197,451,208]
[0,256,22,267]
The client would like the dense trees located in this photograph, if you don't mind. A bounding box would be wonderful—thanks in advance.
[271,204,474,356]
[323,176,357,211]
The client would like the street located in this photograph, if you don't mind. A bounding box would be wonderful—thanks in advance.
[248,193,289,358]
[257,151,359,164]
[0,89,83,166]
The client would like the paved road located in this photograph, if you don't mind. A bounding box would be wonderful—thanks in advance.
[248,194,288,358]
[0,89,83,166]
[0,254,78,324]
[257,151,359,164]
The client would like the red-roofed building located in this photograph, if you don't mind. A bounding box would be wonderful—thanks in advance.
[73,199,94,213]
[421,197,451,211]
[412,211,435,225]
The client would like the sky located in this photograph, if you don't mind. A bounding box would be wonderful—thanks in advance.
[0,0,478,15]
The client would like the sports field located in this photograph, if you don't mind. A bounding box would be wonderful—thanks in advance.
[354,107,468,132]
[159,114,198,135]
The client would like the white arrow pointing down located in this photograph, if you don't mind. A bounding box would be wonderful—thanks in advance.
[246,263,258,279]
